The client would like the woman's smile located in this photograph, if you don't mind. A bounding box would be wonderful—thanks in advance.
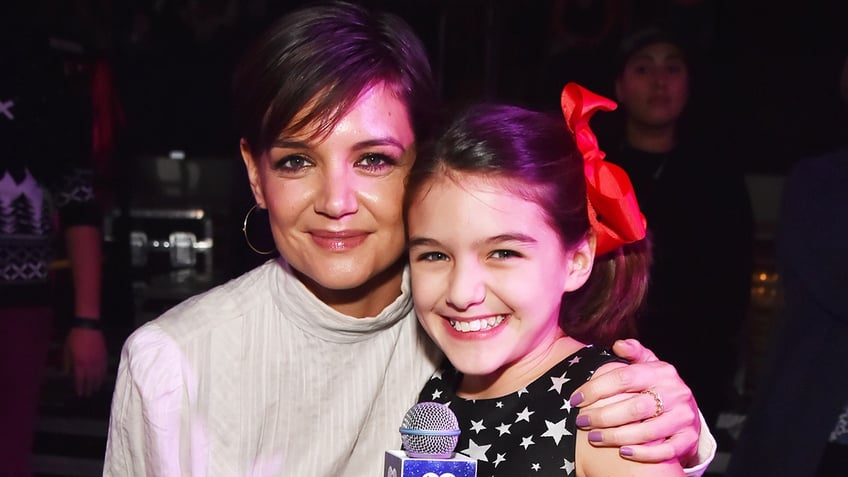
[309,229,369,251]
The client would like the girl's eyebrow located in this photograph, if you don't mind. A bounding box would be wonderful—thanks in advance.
[407,234,537,249]
[487,233,537,245]
[407,237,439,249]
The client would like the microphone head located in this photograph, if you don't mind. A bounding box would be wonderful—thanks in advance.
[399,402,461,458]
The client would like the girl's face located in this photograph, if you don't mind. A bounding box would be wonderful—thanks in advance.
[615,42,689,129]
[242,83,415,316]
[407,174,593,391]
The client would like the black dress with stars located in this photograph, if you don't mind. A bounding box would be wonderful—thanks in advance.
[417,345,624,476]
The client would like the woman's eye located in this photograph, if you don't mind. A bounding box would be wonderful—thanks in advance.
[273,154,312,171]
[356,153,396,172]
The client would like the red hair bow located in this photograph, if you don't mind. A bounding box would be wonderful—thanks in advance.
[560,82,647,256]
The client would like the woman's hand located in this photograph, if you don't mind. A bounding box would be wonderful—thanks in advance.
[569,339,700,465]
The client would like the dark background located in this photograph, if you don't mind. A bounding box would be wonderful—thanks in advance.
[10,2,845,474]
[19,0,844,331]
[30,0,848,172]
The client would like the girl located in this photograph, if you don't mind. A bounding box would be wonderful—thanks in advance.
[406,83,683,476]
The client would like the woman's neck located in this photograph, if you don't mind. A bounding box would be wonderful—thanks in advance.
[294,259,406,318]
[457,335,585,400]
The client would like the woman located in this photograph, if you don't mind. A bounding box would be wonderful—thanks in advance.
[104,2,713,475]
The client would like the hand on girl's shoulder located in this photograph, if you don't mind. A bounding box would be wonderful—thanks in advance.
[575,362,685,477]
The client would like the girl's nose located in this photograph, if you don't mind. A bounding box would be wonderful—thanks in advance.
[445,260,486,311]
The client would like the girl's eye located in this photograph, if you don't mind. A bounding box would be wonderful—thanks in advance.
[490,249,520,260]
[415,251,449,262]
[356,153,396,172]
[273,154,312,171]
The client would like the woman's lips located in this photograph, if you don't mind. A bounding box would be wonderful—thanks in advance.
[310,230,368,251]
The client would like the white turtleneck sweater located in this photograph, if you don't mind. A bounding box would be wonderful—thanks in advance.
[104,258,715,476]
[104,258,442,476]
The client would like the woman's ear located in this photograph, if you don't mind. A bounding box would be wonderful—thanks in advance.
[240,139,266,207]
[562,235,596,293]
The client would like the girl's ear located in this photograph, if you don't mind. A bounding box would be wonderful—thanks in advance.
[241,139,266,207]
[562,235,595,293]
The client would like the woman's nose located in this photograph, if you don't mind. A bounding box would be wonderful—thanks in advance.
[314,168,359,218]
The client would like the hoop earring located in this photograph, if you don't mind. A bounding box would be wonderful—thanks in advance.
[242,204,276,255]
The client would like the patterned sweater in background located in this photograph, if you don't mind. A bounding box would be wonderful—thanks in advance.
[1,32,100,308]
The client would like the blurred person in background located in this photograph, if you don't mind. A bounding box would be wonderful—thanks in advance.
[603,26,754,429]
[726,52,848,477]
[0,2,107,475]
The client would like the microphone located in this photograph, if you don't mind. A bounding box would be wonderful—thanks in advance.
[384,402,477,477]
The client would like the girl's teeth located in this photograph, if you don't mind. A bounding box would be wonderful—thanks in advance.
[450,315,505,332]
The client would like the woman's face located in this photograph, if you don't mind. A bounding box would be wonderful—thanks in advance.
[615,42,689,129]
[242,83,415,314]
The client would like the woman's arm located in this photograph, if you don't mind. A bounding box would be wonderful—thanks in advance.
[569,339,716,476]
[104,326,188,476]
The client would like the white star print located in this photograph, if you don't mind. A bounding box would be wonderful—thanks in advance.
[431,389,443,400]
[548,373,570,394]
[516,407,534,423]
[531,462,541,471]
[561,458,575,474]
[462,439,491,462]
[520,436,535,449]
[495,401,504,408]
[541,418,572,445]
[470,419,486,433]
[561,398,573,412]
[517,387,529,396]
[430,369,444,380]
[495,422,512,436]
[493,453,506,467]
[568,355,581,366]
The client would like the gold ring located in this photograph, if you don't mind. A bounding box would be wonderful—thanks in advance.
[641,389,664,418]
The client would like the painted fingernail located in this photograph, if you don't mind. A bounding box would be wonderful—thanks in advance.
[588,431,603,442]
[620,447,634,457]
[575,415,590,427]
[570,392,584,406]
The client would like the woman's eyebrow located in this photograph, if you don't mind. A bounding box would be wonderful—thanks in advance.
[271,137,406,151]
[271,138,310,149]
[351,137,407,152]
